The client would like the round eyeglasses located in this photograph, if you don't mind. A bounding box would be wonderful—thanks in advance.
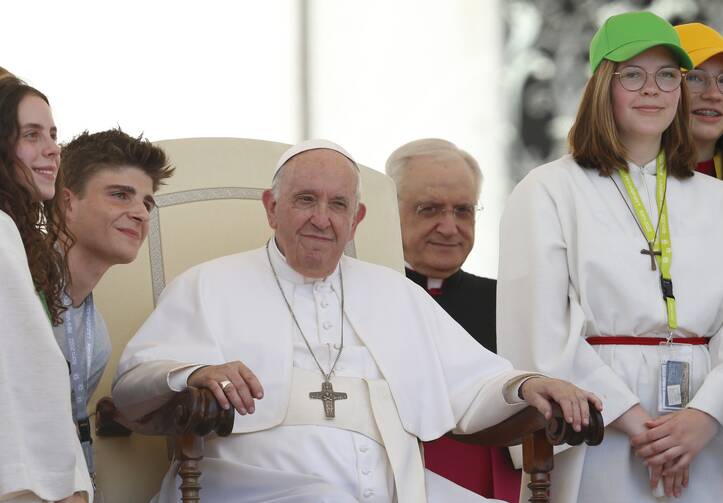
[685,69,723,94]
[613,66,684,92]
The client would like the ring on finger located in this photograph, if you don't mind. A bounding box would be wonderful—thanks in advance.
[219,379,233,391]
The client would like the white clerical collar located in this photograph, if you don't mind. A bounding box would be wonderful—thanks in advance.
[627,157,657,176]
[404,262,443,290]
[268,237,342,290]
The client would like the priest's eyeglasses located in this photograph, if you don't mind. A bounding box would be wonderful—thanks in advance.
[415,203,482,221]
[613,66,684,92]
[685,69,723,94]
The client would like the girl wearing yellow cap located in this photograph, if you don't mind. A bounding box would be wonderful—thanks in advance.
[497,11,723,503]
[677,23,723,178]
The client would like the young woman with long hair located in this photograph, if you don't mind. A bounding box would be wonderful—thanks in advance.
[0,78,91,502]
[498,12,723,503]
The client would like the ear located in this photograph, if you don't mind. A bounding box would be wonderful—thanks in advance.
[349,202,366,239]
[61,188,77,217]
[261,189,278,230]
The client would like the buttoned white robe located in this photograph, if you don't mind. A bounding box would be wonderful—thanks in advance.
[0,211,92,502]
[114,243,530,502]
[498,155,723,503]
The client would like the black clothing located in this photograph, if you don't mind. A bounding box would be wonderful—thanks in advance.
[405,267,497,353]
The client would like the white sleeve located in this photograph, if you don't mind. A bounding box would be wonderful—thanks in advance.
[496,172,639,426]
[0,213,93,501]
[112,265,226,419]
[689,326,723,425]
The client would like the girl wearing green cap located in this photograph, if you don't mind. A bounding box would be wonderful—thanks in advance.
[497,11,723,503]
[677,23,723,179]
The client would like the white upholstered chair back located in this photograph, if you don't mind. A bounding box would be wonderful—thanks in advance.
[89,137,404,503]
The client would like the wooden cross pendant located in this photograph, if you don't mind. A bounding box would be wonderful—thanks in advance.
[640,241,661,271]
[309,380,348,418]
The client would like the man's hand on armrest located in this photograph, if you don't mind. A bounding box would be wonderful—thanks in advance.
[188,361,264,415]
[520,377,603,433]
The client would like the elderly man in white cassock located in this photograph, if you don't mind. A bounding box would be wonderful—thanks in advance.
[112,139,601,503]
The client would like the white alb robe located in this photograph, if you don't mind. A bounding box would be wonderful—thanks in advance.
[114,240,531,502]
[0,210,93,502]
[498,155,723,503]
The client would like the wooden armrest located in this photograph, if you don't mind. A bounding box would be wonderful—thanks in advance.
[449,401,604,448]
[96,389,233,503]
[448,401,603,503]
[96,387,234,438]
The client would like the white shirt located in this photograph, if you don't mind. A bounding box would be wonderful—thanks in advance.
[498,155,723,502]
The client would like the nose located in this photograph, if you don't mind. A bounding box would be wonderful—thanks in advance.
[435,210,459,236]
[129,201,150,222]
[44,137,60,158]
[640,73,659,96]
[640,80,660,96]
[309,202,331,229]
[700,80,722,100]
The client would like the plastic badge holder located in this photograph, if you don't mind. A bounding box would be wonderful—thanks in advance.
[657,342,692,413]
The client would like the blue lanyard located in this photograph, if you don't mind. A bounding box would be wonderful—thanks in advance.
[63,292,96,475]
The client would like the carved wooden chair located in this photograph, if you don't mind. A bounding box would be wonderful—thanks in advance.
[89,137,603,502]
[90,137,403,502]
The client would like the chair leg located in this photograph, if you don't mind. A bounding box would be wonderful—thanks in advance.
[522,429,554,503]
[176,433,204,503]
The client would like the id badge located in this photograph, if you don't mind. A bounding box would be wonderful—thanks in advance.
[658,343,692,413]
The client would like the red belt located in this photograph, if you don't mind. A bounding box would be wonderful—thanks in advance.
[587,336,710,346]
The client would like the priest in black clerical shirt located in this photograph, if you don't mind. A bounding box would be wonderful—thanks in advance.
[405,267,496,352]
[386,138,518,501]
[386,138,496,352]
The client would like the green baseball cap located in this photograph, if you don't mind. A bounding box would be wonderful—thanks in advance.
[589,11,693,73]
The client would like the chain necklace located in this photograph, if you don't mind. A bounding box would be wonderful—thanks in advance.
[266,240,348,418]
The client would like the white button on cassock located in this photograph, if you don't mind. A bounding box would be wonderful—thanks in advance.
[322,321,332,330]
[363,489,375,498]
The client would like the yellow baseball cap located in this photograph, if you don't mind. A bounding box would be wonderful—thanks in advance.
[675,23,723,68]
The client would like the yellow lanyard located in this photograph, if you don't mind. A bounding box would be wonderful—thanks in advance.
[714,152,722,180]
[617,152,677,330]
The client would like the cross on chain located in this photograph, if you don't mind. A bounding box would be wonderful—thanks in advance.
[309,380,348,418]
[640,241,662,271]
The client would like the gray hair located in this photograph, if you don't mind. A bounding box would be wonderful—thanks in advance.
[271,152,362,209]
[384,138,483,201]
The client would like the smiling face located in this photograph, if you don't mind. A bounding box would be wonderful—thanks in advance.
[688,53,723,160]
[397,153,477,279]
[14,94,60,201]
[612,46,681,147]
[263,149,366,278]
[64,166,156,267]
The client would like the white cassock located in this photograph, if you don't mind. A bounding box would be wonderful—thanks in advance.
[114,239,535,503]
[0,210,93,502]
[498,155,723,503]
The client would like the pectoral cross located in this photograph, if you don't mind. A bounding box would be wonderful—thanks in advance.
[310,380,347,418]
[640,241,661,271]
